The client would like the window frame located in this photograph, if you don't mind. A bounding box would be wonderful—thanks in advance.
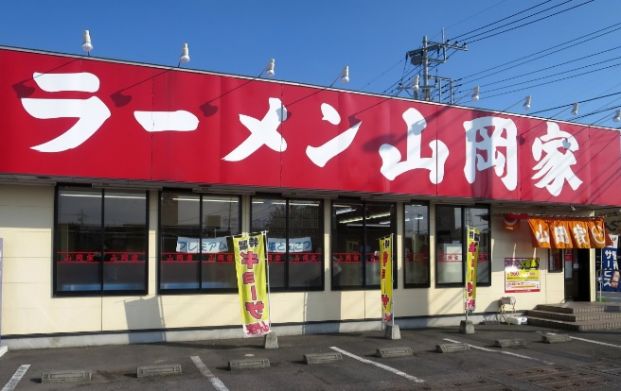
[53,184,149,297]
[330,200,397,291]
[157,190,242,294]
[434,204,491,288]
[548,249,564,273]
[403,202,430,288]
[250,194,325,292]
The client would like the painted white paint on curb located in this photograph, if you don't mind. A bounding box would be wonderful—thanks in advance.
[1,364,30,391]
[0,346,7,358]
[330,346,424,383]
[569,336,621,348]
[191,355,229,391]
[443,338,554,365]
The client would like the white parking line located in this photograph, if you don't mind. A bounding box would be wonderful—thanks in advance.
[191,356,229,391]
[1,364,30,391]
[569,336,621,348]
[443,338,554,365]
[329,346,424,383]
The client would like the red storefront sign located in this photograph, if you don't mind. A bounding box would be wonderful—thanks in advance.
[1,47,621,206]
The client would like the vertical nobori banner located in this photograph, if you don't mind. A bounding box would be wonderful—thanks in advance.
[379,234,394,324]
[233,233,271,337]
[465,228,480,312]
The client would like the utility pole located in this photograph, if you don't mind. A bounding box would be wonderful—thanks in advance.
[406,30,467,103]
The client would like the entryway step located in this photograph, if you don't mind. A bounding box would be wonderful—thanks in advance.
[536,303,621,314]
[526,309,621,322]
[527,316,621,331]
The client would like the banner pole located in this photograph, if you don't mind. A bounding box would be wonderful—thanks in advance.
[391,233,395,328]
[262,230,272,326]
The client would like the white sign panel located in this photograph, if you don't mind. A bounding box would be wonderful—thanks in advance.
[267,237,312,253]
[176,236,229,253]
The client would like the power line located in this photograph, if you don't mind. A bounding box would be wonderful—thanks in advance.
[481,55,621,94]
[530,91,621,115]
[455,0,568,42]
[475,44,621,89]
[361,57,406,90]
[456,21,621,84]
[480,61,621,100]
[465,0,595,44]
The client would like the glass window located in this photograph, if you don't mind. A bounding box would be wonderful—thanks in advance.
[201,197,240,289]
[159,192,240,292]
[404,204,429,287]
[55,186,148,294]
[331,201,395,290]
[466,207,491,285]
[103,191,148,291]
[549,249,563,273]
[251,197,323,290]
[436,205,463,285]
[435,205,490,286]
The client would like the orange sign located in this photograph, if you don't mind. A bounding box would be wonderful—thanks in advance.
[549,221,572,249]
[568,220,590,249]
[528,219,550,248]
[528,218,606,249]
[588,220,606,248]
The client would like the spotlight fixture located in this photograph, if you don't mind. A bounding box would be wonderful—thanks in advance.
[82,30,93,55]
[472,85,480,102]
[523,95,532,111]
[340,65,350,83]
[179,43,190,66]
[614,109,621,122]
[264,58,276,77]
[571,103,579,116]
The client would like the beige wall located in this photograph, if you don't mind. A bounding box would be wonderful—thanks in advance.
[0,184,576,337]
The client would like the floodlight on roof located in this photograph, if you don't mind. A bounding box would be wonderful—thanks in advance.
[179,43,190,66]
[82,30,93,55]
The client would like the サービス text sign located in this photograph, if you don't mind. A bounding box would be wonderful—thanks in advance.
[1,47,621,206]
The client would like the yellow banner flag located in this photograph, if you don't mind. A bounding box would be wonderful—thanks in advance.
[465,227,480,312]
[233,233,271,337]
[379,234,393,324]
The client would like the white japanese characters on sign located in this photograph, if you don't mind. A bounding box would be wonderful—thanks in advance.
[306,103,362,167]
[532,122,583,196]
[379,107,448,183]
[18,71,587,199]
[463,116,518,191]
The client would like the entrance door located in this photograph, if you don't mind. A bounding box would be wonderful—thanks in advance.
[564,249,590,301]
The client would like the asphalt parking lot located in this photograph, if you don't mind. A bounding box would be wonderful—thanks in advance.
[2,324,621,390]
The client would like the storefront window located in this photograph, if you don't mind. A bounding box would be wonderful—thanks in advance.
[55,186,148,294]
[331,201,395,290]
[436,205,490,286]
[466,207,491,285]
[404,204,430,287]
[549,249,563,273]
[251,197,323,290]
[159,192,240,292]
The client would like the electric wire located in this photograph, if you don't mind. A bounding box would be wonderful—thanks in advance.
[481,55,621,94]
[475,44,621,89]
[456,21,621,83]
[465,0,595,44]
[454,0,569,42]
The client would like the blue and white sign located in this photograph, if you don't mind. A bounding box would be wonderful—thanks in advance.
[267,237,312,253]
[602,235,619,291]
[176,236,229,253]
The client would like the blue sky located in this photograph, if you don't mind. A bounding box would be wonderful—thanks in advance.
[1,0,620,127]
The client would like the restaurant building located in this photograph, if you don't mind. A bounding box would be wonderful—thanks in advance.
[0,46,619,349]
